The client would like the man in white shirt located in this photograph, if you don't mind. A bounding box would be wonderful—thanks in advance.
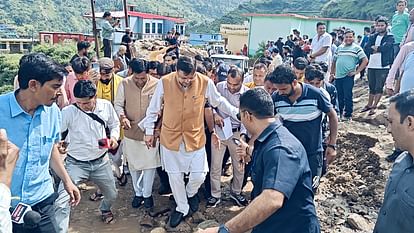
[310,22,332,64]
[0,129,19,233]
[55,80,120,230]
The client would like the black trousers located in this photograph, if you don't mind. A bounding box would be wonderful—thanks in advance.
[103,39,112,58]
[12,193,58,233]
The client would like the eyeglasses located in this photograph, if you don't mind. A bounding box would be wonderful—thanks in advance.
[237,110,251,121]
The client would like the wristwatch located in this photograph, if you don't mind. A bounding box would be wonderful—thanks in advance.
[218,224,230,233]
[327,144,337,150]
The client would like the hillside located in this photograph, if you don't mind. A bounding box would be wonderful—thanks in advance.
[0,0,248,36]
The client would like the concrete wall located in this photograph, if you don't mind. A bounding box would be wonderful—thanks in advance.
[189,33,222,46]
[226,34,248,54]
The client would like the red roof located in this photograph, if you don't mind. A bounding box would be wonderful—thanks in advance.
[83,11,185,24]
[243,13,373,24]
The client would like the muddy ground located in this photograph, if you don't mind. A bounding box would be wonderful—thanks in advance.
[68,79,395,233]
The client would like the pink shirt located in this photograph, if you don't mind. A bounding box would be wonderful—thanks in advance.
[65,72,79,104]
[385,41,414,89]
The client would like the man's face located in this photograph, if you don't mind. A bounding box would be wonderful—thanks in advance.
[164,56,174,66]
[293,67,305,80]
[387,103,412,151]
[264,80,277,95]
[305,78,323,89]
[375,22,387,34]
[75,96,97,112]
[226,76,243,94]
[264,50,271,57]
[100,69,113,83]
[33,79,64,106]
[132,71,148,88]
[253,68,267,86]
[317,25,326,35]
[148,69,157,77]
[274,82,296,97]
[82,48,89,57]
[177,70,195,89]
[397,2,406,12]
[344,33,355,45]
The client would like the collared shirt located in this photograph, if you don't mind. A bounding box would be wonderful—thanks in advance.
[311,32,332,63]
[101,20,115,40]
[215,81,248,130]
[250,121,319,233]
[402,23,414,45]
[0,183,12,233]
[333,43,367,79]
[61,99,120,161]
[0,91,61,207]
[391,12,410,44]
[373,152,414,233]
[272,83,332,155]
[143,74,238,136]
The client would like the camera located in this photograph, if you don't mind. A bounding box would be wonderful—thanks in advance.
[98,138,111,149]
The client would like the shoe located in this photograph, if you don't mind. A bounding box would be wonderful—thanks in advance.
[206,196,221,208]
[169,210,185,228]
[229,192,248,207]
[342,116,352,122]
[385,149,403,162]
[188,194,200,213]
[158,184,172,195]
[144,196,154,209]
[132,196,144,208]
[123,164,130,175]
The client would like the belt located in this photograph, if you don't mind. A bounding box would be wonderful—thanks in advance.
[67,152,107,163]
[232,127,241,132]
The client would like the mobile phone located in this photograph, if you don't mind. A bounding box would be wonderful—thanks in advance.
[98,138,111,149]
[232,138,241,146]
[91,62,100,73]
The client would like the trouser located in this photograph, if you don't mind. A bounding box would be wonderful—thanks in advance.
[54,155,118,233]
[210,132,244,198]
[169,172,206,215]
[394,43,400,58]
[368,68,389,94]
[12,193,58,233]
[335,76,355,117]
[103,39,112,58]
[130,168,156,198]
[203,129,212,198]
[308,152,323,192]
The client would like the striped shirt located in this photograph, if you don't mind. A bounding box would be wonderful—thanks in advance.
[333,43,366,79]
[272,83,332,155]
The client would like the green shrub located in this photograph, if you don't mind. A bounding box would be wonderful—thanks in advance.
[0,85,13,94]
[0,54,22,88]
[32,43,77,64]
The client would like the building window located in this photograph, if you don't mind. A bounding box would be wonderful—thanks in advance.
[145,23,150,34]
[199,35,202,39]
[152,23,156,34]
[180,25,184,34]
[157,23,163,34]
[0,43,6,49]
[23,43,30,49]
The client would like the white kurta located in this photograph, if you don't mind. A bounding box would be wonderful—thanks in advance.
[123,137,160,171]
[160,142,208,173]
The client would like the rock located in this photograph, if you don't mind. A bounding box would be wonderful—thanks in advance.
[347,213,370,231]
[150,227,167,233]
[196,220,220,230]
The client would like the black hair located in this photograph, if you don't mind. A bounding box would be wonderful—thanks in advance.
[305,68,325,82]
[344,29,355,36]
[194,54,204,62]
[240,88,274,119]
[390,89,414,124]
[73,80,97,98]
[148,61,160,71]
[202,61,213,72]
[254,63,268,72]
[376,16,389,26]
[316,62,329,73]
[129,58,147,74]
[316,22,326,28]
[364,26,371,32]
[103,11,111,18]
[163,52,177,60]
[77,41,91,51]
[176,56,195,75]
[293,57,308,70]
[203,57,213,63]
[330,32,337,38]
[71,57,90,74]
[267,65,296,84]
[227,66,244,81]
[271,47,279,54]
[157,63,172,77]
[196,65,207,75]
[18,52,68,89]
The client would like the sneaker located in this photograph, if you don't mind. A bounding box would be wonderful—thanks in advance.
[144,196,154,209]
[229,192,248,207]
[169,210,185,228]
[385,149,403,162]
[123,164,130,175]
[206,197,221,208]
[188,194,200,213]
[132,196,144,208]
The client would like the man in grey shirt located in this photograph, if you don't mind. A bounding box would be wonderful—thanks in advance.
[373,89,414,233]
[102,11,119,58]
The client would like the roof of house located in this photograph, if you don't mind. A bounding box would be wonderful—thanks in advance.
[242,13,374,24]
[84,11,185,24]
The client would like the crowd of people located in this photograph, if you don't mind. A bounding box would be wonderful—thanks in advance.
[1,1,414,233]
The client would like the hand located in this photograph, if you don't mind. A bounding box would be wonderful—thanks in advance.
[236,140,251,165]
[88,69,100,83]
[386,88,395,97]
[121,117,131,130]
[197,227,219,233]
[57,141,69,154]
[64,181,81,206]
[0,129,19,187]
[348,71,357,77]
[144,135,155,149]
[214,115,224,128]
[329,73,335,83]
[211,132,221,150]
[109,138,118,150]
[325,147,337,165]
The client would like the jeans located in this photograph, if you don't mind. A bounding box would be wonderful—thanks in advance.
[335,76,355,117]
[308,152,323,192]
[103,39,112,58]
[54,155,117,233]
[12,193,58,233]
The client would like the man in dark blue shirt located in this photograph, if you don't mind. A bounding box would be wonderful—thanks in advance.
[199,88,320,233]
[268,65,338,190]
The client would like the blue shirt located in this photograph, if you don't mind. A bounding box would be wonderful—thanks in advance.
[0,91,61,207]
[250,121,320,233]
[272,83,332,155]
[401,52,414,93]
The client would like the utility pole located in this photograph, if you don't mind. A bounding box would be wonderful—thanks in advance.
[91,0,100,58]
[123,0,129,28]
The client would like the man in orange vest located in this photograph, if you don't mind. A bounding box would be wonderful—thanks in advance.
[142,56,238,228]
